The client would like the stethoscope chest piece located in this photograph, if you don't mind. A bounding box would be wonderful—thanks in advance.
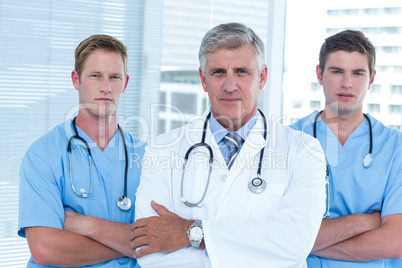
[248,177,266,194]
[117,196,131,210]
[363,153,372,168]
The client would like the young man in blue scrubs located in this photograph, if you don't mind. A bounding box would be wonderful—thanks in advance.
[18,35,145,267]
[291,30,402,267]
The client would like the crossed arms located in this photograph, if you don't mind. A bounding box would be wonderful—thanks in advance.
[311,212,402,261]
[29,206,401,266]
[26,203,195,266]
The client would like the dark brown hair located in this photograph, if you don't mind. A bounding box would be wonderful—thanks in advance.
[319,30,376,76]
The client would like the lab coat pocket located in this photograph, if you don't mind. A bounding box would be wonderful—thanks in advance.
[246,181,286,219]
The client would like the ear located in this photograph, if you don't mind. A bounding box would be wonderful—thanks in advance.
[199,68,208,93]
[259,65,268,90]
[122,74,129,93]
[71,70,80,90]
[316,65,323,85]
[368,70,376,90]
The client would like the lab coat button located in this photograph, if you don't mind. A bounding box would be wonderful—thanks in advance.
[220,175,227,181]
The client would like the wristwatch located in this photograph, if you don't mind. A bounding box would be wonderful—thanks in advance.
[187,219,203,248]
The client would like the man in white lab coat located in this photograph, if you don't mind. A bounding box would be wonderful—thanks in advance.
[130,22,327,268]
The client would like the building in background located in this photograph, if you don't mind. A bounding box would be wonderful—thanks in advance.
[283,0,402,130]
[156,0,271,136]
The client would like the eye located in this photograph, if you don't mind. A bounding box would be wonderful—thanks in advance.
[211,69,225,77]
[353,72,364,77]
[237,69,248,75]
[111,75,122,80]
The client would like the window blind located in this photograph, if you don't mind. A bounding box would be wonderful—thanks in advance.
[0,0,163,266]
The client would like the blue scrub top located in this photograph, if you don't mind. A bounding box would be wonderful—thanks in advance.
[291,111,402,268]
[18,119,146,268]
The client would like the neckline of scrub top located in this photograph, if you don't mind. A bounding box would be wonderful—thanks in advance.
[313,111,371,167]
[70,121,123,178]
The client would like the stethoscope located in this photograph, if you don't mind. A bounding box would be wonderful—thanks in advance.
[67,117,132,211]
[313,110,373,218]
[180,109,268,208]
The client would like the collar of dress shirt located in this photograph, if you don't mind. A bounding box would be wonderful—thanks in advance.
[208,110,259,145]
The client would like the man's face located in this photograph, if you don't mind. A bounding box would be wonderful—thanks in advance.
[317,50,375,117]
[71,49,129,119]
[199,44,267,130]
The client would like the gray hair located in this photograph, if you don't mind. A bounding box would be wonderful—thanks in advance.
[198,22,265,74]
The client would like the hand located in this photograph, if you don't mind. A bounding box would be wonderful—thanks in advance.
[130,201,193,258]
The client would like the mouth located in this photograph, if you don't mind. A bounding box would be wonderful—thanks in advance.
[220,98,241,103]
[337,93,354,100]
[96,98,112,102]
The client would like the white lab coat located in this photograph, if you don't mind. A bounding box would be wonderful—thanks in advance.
[135,110,326,268]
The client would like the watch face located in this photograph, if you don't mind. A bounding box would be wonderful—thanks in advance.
[190,226,203,241]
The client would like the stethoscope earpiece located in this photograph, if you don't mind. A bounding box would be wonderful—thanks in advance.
[80,188,89,198]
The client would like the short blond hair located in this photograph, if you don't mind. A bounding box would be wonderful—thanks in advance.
[74,34,128,79]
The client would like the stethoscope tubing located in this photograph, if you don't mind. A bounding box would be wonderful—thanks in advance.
[313,110,373,162]
[68,117,130,210]
[180,109,268,207]
[313,110,373,218]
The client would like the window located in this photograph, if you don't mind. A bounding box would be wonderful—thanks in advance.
[370,84,381,94]
[365,8,380,15]
[390,85,402,95]
[389,105,402,114]
[311,82,322,92]
[292,100,302,108]
[310,100,321,110]
[327,10,341,16]
[367,103,380,113]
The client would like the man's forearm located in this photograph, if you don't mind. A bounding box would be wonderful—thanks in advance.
[312,214,402,261]
[313,229,384,261]
[63,211,134,257]
[312,212,381,252]
[26,226,122,266]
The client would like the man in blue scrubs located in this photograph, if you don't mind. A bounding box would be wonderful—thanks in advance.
[18,35,145,267]
[291,30,402,267]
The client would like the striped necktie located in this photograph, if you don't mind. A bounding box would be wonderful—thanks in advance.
[223,133,243,169]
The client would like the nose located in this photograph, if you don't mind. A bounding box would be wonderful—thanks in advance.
[223,72,238,92]
[100,78,112,93]
[341,73,352,88]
